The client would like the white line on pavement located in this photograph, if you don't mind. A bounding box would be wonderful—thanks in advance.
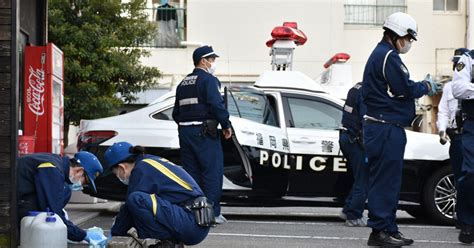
[209,233,460,244]
[227,220,455,229]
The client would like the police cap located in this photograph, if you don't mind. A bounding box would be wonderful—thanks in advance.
[193,45,219,65]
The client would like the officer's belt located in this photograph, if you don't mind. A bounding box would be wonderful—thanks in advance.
[446,128,462,138]
[181,196,215,227]
[179,121,203,126]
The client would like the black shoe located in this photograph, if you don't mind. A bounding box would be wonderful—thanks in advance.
[456,221,464,230]
[367,230,405,247]
[459,225,474,244]
[391,232,414,246]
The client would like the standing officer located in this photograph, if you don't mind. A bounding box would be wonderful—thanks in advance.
[339,82,368,227]
[361,12,440,246]
[17,151,104,244]
[172,45,232,224]
[104,142,211,247]
[437,48,469,229]
[452,49,474,244]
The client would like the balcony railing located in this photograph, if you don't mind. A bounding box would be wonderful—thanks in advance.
[138,7,186,48]
[344,4,407,25]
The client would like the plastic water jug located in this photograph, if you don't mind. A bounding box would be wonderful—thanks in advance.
[20,211,40,247]
[20,211,67,248]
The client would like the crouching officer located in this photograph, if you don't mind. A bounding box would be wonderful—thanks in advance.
[361,12,441,247]
[437,48,470,229]
[172,45,232,224]
[339,82,368,227]
[104,142,211,247]
[17,151,104,243]
[452,49,474,244]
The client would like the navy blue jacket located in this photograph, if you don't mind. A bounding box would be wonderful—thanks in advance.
[172,68,230,129]
[342,82,366,134]
[111,155,205,235]
[17,153,86,241]
[361,40,428,126]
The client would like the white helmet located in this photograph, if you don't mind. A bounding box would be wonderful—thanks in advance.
[383,12,418,41]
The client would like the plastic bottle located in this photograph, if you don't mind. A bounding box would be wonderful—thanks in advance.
[24,212,67,248]
[20,211,40,248]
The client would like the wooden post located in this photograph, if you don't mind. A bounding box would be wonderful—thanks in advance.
[0,0,18,247]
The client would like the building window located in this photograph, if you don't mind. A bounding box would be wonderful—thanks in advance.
[344,0,407,25]
[139,0,186,48]
[433,0,459,11]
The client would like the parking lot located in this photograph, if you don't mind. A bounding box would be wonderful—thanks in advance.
[73,205,465,247]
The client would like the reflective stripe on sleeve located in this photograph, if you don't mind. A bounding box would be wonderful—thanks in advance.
[142,159,193,191]
[150,194,157,217]
[179,98,199,106]
[37,162,56,168]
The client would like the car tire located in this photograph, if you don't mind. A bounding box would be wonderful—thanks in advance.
[421,165,456,225]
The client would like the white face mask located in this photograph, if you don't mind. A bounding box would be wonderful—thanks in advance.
[117,167,129,185]
[398,38,412,54]
[204,59,217,75]
[69,176,84,191]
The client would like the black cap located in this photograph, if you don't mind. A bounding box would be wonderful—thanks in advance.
[192,45,219,65]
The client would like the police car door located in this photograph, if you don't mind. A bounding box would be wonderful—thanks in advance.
[227,87,290,196]
[282,93,352,197]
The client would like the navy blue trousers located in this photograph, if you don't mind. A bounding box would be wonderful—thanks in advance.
[364,123,406,233]
[125,192,209,245]
[449,132,464,185]
[339,131,368,220]
[457,121,474,226]
[178,125,224,216]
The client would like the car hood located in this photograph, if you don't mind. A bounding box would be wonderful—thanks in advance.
[405,129,449,161]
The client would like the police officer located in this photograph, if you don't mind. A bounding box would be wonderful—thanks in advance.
[361,12,440,246]
[451,49,474,244]
[172,45,232,224]
[437,48,469,229]
[339,82,368,227]
[104,142,211,247]
[17,151,104,244]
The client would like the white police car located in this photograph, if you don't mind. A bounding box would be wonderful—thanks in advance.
[77,69,454,225]
[78,23,454,225]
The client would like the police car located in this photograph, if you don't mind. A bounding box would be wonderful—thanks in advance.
[77,23,454,225]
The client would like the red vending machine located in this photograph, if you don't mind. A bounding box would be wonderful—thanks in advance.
[23,43,64,154]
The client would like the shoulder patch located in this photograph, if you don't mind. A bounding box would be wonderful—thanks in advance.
[400,64,409,74]
[353,83,362,90]
[37,162,55,169]
[456,62,466,72]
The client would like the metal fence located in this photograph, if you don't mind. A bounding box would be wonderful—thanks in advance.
[138,7,186,48]
[344,4,407,25]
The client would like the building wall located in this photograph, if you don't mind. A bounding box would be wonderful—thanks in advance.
[143,0,467,88]
[0,0,46,246]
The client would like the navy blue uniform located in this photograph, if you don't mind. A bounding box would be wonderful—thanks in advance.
[452,52,474,227]
[111,155,209,245]
[361,40,428,233]
[172,68,230,216]
[17,153,86,241]
[339,82,368,221]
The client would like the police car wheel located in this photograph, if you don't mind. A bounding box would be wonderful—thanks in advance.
[422,166,456,225]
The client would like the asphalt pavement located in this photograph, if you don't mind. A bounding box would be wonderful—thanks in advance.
[72,204,469,248]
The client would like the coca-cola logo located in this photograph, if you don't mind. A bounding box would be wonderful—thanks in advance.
[26,66,45,116]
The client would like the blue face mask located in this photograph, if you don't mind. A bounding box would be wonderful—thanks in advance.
[69,176,84,191]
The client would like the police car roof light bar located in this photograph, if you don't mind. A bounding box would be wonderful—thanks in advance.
[267,22,307,71]
[323,53,351,69]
